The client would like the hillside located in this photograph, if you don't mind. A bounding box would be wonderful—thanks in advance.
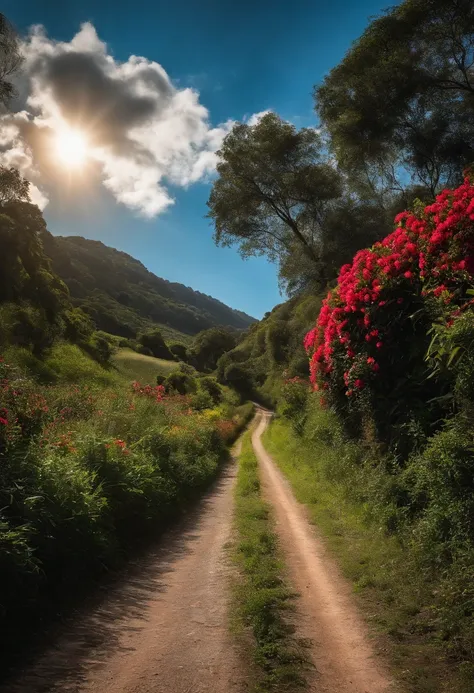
[42,235,255,341]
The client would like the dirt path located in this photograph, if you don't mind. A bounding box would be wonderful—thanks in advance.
[3,447,246,693]
[252,410,396,693]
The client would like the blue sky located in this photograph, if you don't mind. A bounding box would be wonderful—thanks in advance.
[4,0,389,318]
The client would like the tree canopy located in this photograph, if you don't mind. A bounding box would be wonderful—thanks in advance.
[316,0,474,196]
[207,112,386,293]
[0,13,22,105]
[188,327,237,371]
[207,113,342,265]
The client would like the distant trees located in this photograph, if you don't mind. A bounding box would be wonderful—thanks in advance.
[188,327,237,371]
[316,0,474,198]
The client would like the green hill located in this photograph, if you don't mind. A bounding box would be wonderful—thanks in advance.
[42,235,255,342]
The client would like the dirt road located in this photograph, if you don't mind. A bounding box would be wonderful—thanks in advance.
[3,448,246,693]
[4,414,396,693]
[252,410,396,693]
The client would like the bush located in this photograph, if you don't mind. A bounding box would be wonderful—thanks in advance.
[0,355,248,666]
[223,363,254,394]
[189,389,214,411]
[138,329,173,360]
[305,177,474,450]
[83,333,113,365]
[164,370,197,395]
[280,377,310,434]
[199,375,222,403]
[137,344,153,357]
[169,342,188,361]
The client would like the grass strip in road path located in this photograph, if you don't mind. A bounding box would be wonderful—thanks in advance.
[232,428,307,692]
[262,417,474,693]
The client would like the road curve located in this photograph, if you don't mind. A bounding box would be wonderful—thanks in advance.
[2,448,246,693]
[252,410,396,693]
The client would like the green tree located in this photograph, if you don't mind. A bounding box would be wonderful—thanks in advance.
[188,327,237,371]
[138,329,173,360]
[208,112,387,292]
[0,168,70,339]
[316,0,474,197]
[0,13,22,106]
[207,112,342,267]
[169,342,188,361]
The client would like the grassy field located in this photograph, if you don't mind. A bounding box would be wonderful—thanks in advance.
[232,429,307,691]
[112,348,177,382]
[262,416,474,693]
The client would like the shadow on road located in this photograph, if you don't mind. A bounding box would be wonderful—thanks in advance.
[1,460,238,693]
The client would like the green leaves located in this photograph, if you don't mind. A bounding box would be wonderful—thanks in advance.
[315,0,474,196]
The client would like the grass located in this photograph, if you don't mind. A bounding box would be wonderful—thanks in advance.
[232,430,308,692]
[262,415,474,693]
[112,348,177,382]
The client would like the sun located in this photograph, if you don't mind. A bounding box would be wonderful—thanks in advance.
[55,129,88,168]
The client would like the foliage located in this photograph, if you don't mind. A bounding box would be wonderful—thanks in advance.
[207,112,384,293]
[0,354,251,666]
[164,370,197,395]
[0,13,22,105]
[188,326,237,371]
[198,375,223,404]
[305,177,474,448]
[43,234,255,340]
[169,342,188,361]
[138,329,173,360]
[316,0,474,197]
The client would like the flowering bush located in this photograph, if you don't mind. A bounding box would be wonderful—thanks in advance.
[305,176,474,444]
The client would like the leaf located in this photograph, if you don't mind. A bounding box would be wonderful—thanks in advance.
[447,346,462,367]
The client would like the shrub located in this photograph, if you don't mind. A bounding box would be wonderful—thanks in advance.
[199,375,222,403]
[305,176,474,449]
[0,354,247,665]
[138,329,173,360]
[189,389,214,411]
[280,377,310,434]
[169,342,188,361]
[164,370,197,395]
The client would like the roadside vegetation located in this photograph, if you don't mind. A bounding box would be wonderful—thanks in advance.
[0,334,253,669]
[263,413,472,693]
[205,2,474,688]
[2,0,474,686]
[233,429,307,691]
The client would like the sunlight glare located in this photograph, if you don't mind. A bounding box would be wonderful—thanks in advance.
[56,129,88,168]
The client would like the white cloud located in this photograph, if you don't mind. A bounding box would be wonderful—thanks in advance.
[246,110,271,126]
[0,23,236,217]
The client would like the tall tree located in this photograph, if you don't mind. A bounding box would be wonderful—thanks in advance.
[0,13,22,105]
[316,0,474,197]
[207,112,343,270]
